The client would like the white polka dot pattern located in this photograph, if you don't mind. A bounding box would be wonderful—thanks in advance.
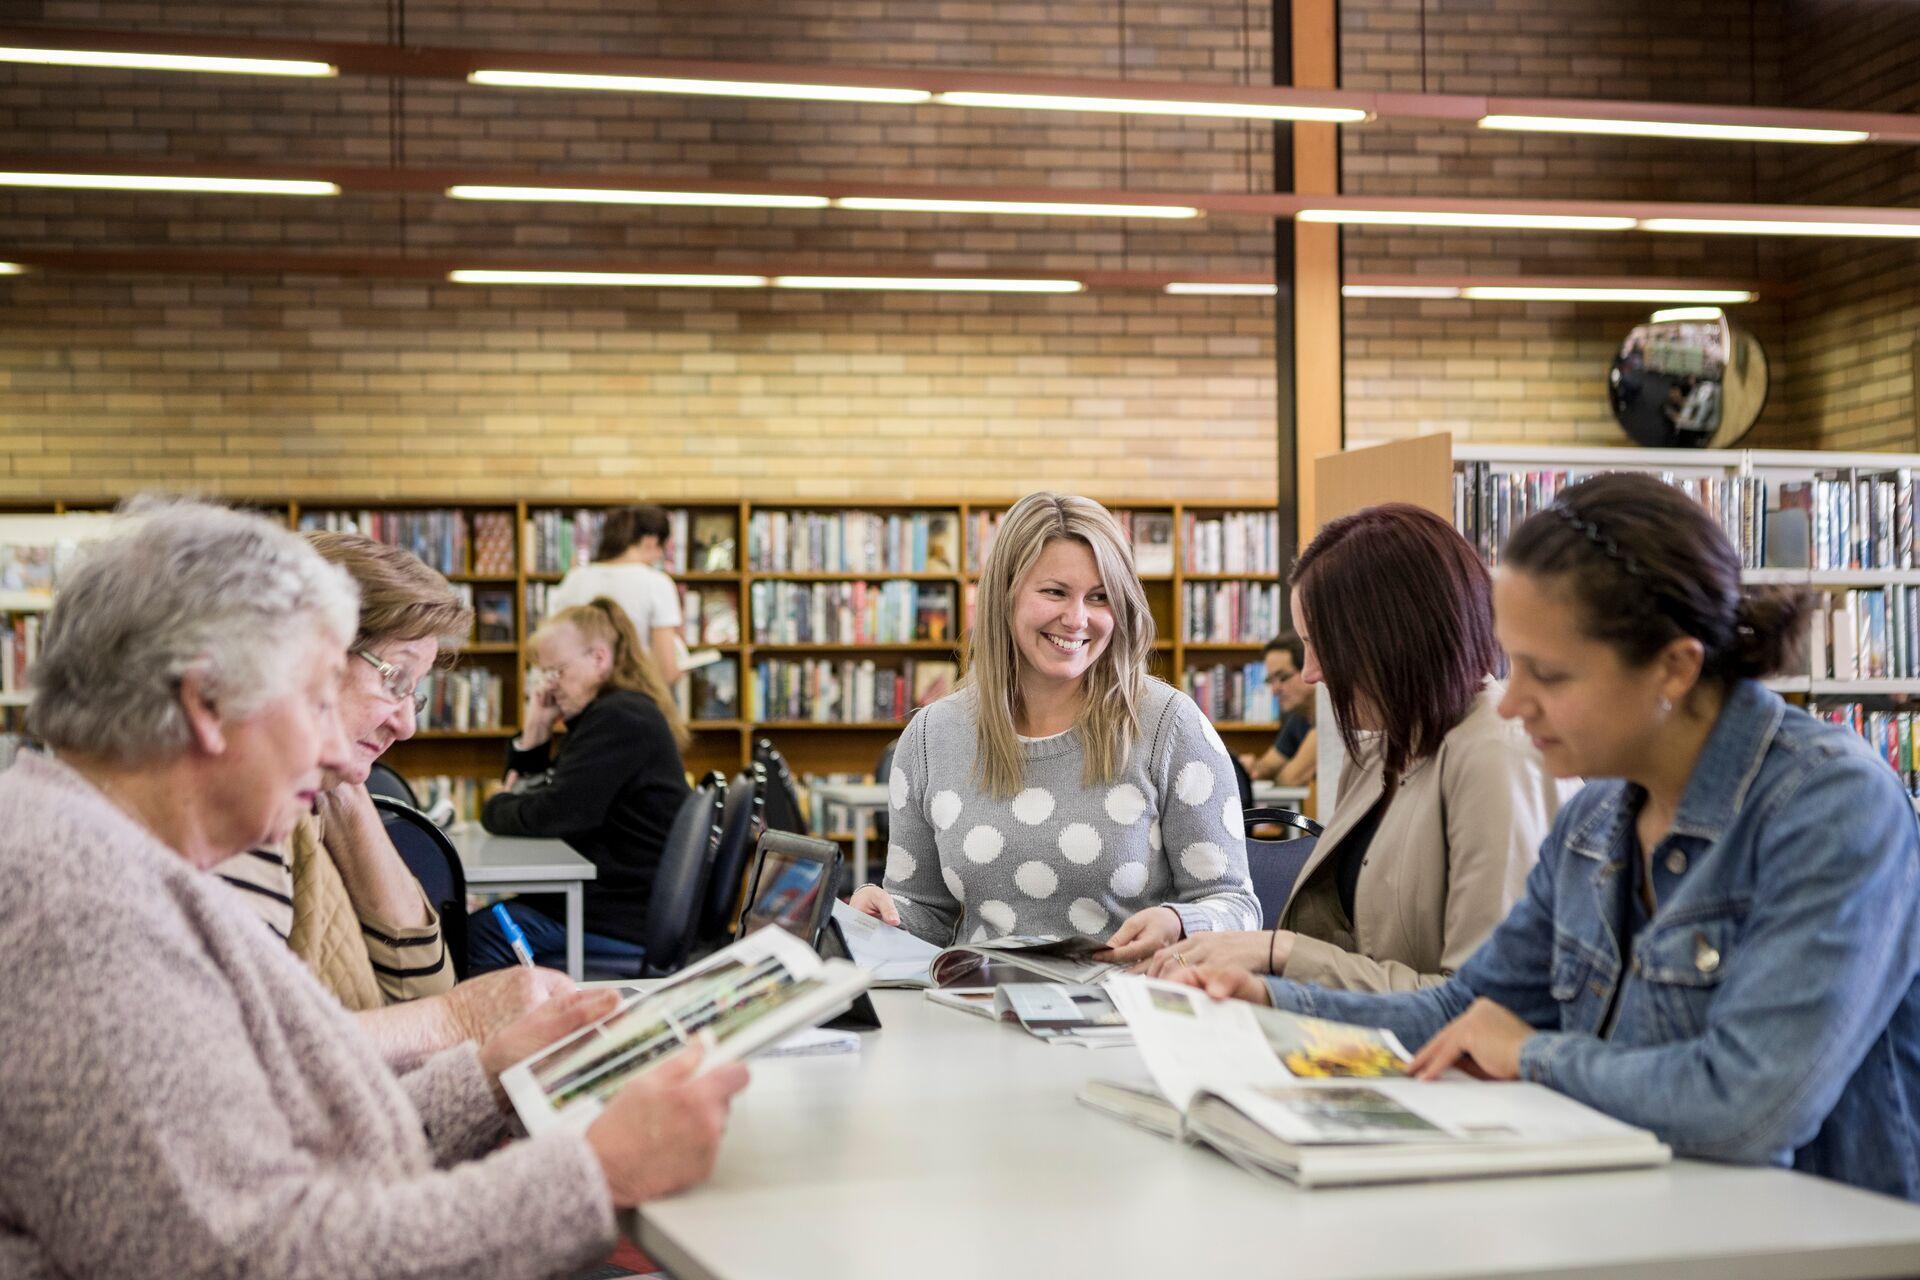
[1068,897,1109,934]
[1015,861,1059,899]
[930,790,963,830]
[1057,822,1102,865]
[1109,861,1149,897]
[962,824,1004,864]
[977,900,1016,933]
[1175,761,1214,805]
[885,846,916,881]
[1148,820,1163,853]
[1200,717,1227,757]
[1180,841,1227,880]
[1105,783,1147,825]
[1010,787,1056,826]
[889,766,909,811]
[1221,798,1240,834]
[941,864,965,900]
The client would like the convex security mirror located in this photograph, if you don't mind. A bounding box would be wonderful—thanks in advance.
[1608,309,1769,449]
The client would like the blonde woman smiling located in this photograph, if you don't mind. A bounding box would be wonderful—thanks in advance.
[851,492,1258,958]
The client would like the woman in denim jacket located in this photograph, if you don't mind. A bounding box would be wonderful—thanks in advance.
[1179,472,1920,1200]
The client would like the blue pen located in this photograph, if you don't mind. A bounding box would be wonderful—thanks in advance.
[491,903,536,968]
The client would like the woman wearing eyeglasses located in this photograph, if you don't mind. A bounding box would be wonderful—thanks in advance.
[214,532,473,1010]
[469,598,693,974]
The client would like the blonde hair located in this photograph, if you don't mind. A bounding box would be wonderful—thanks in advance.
[962,492,1152,798]
[536,597,691,750]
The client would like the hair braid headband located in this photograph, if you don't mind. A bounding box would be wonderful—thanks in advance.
[1547,503,1646,579]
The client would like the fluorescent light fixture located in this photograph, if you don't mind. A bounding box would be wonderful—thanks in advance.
[449,269,768,287]
[468,69,931,104]
[1300,208,1636,231]
[0,171,337,195]
[1166,282,1278,296]
[448,184,830,209]
[1479,114,1868,145]
[1640,217,1920,238]
[1650,306,1726,322]
[935,90,1369,123]
[837,196,1198,219]
[0,46,336,77]
[0,262,21,275]
[772,276,1083,292]
[1460,286,1754,303]
[1342,284,1462,299]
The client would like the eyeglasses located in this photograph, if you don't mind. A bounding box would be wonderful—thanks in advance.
[527,653,589,686]
[352,648,430,715]
[1267,667,1300,689]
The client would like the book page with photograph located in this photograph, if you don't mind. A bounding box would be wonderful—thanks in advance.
[929,934,1125,988]
[499,926,869,1136]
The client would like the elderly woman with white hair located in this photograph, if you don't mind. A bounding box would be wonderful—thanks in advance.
[0,500,747,1280]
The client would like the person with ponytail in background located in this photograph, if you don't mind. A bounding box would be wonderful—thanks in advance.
[469,598,693,974]
[1173,472,1920,1200]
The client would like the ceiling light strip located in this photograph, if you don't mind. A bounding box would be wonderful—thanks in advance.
[447,184,830,209]
[932,90,1369,123]
[1640,217,1920,238]
[467,69,931,104]
[1166,282,1278,296]
[836,196,1198,218]
[1299,208,1637,231]
[1478,114,1868,145]
[0,45,336,76]
[1458,286,1755,303]
[0,171,337,195]
[449,270,768,287]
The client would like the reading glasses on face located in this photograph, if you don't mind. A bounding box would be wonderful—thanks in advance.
[352,648,430,715]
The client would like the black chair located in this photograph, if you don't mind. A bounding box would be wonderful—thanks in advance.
[871,737,900,850]
[1242,807,1324,930]
[697,762,766,948]
[630,771,729,978]
[1230,753,1255,813]
[372,795,470,982]
[753,738,809,836]
[366,761,419,808]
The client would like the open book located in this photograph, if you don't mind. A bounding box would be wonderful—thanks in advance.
[930,934,1126,988]
[500,927,871,1136]
[1088,977,1670,1188]
[829,900,943,987]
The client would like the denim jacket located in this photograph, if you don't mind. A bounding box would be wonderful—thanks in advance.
[1267,680,1920,1200]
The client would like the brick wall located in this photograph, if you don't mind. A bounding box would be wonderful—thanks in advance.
[0,0,1282,504]
[1339,0,1800,449]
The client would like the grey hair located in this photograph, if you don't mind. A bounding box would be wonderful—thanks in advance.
[28,497,360,763]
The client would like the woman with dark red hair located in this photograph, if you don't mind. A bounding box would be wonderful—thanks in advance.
[1146,503,1574,991]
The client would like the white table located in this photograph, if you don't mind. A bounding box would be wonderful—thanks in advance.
[1252,781,1310,810]
[630,991,1920,1280]
[806,781,889,886]
[447,826,598,981]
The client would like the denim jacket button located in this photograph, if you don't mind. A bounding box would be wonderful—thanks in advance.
[1665,850,1688,875]
[1694,935,1721,973]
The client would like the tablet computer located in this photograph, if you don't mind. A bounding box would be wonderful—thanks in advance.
[739,830,882,1031]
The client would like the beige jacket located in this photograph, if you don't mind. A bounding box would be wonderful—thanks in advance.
[1278,686,1574,993]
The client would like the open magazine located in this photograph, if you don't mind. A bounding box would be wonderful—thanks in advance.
[829,900,943,987]
[929,934,1126,988]
[500,927,871,1136]
[1089,976,1670,1188]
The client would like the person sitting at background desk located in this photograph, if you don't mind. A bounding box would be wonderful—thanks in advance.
[1,500,747,1278]
[1240,630,1316,787]
[1175,474,1920,1201]
[470,597,692,974]
[213,531,568,1058]
[1147,503,1571,988]
[850,491,1259,957]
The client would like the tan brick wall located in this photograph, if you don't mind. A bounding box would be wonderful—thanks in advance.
[0,0,1281,504]
[1339,0,1802,450]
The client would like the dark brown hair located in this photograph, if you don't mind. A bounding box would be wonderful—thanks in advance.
[1264,631,1305,670]
[1503,472,1810,684]
[595,505,672,561]
[1291,503,1501,780]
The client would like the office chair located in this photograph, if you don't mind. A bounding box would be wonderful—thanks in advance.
[697,762,766,948]
[371,795,470,982]
[1242,806,1323,930]
[366,761,419,808]
[628,771,728,978]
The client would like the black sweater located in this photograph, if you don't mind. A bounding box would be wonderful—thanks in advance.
[481,688,691,945]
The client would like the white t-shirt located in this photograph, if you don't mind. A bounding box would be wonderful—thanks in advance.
[547,561,682,638]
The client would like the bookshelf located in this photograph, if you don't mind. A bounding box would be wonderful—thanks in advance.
[8,497,1286,822]
[1319,436,1920,798]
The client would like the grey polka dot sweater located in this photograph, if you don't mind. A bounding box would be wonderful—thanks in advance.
[883,679,1259,945]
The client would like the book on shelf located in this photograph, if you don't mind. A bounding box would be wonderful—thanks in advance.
[1808,588,1920,681]
[525,508,607,576]
[415,668,506,732]
[1131,513,1175,577]
[408,774,495,825]
[674,657,739,723]
[1818,705,1920,796]
[499,925,871,1137]
[1087,975,1670,1188]
[678,584,741,646]
[748,509,963,575]
[470,511,515,577]
[750,657,955,724]
[748,579,957,646]
[1182,511,1279,577]
[299,509,475,578]
[687,511,738,574]
[1182,663,1277,725]
[1,614,41,695]
[966,510,1004,574]
[472,588,515,644]
[1183,581,1281,644]
[1808,470,1919,571]
[1453,465,1767,568]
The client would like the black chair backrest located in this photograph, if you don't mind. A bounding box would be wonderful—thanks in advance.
[372,795,469,982]
[872,737,900,847]
[699,763,766,946]
[1230,753,1255,813]
[638,772,728,977]
[754,738,808,835]
[1242,807,1325,930]
[366,761,418,808]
